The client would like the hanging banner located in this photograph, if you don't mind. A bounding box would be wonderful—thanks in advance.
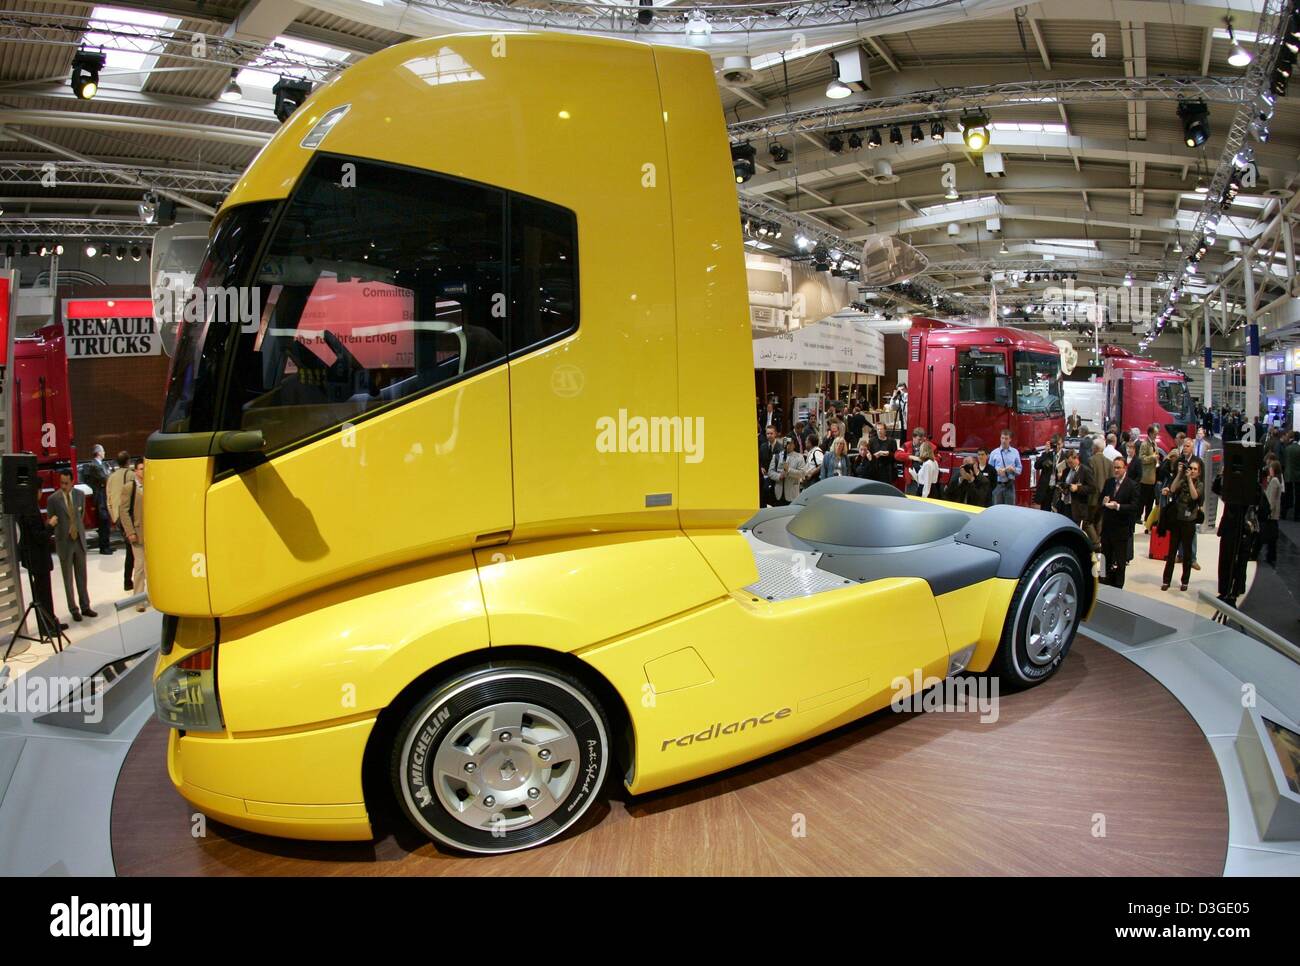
[62,298,160,358]
[754,316,884,374]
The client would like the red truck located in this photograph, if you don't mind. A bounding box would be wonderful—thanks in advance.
[1101,345,1196,452]
[11,323,79,507]
[902,318,1065,505]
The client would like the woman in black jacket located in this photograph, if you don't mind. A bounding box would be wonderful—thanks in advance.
[1161,457,1205,592]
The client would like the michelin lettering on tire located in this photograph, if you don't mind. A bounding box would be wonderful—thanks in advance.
[393,667,609,854]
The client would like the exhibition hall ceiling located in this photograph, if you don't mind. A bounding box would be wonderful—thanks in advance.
[0,0,1296,344]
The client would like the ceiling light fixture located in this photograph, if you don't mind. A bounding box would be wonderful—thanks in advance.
[1225,18,1253,67]
[959,112,991,152]
[220,70,243,102]
[70,49,105,100]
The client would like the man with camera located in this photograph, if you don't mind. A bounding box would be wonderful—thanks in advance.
[945,456,992,506]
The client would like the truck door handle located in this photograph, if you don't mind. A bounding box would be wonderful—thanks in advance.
[217,430,266,454]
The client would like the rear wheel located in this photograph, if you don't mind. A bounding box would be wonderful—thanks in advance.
[390,664,610,854]
[994,546,1085,689]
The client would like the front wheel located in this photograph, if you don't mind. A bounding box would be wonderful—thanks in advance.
[993,546,1085,689]
[390,664,610,854]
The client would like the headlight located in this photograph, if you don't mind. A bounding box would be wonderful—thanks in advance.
[154,645,223,731]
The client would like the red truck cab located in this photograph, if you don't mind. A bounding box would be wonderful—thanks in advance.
[904,318,1065,504]
[1101,345,1195,452]
[11,323,79,509]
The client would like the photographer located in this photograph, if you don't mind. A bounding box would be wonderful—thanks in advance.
[946,456,991,506]
[1034,434,1063,512]
[1161,456,1204,592]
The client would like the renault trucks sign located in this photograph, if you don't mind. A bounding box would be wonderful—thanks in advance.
[62,298,160,358]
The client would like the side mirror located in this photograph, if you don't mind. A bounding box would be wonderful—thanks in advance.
[217,430,265,454]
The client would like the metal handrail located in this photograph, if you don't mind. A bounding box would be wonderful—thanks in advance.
[1198,590,1300,666]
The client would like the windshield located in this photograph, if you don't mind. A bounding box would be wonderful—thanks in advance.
[160,202,277,434]
[1014,351,1064,415]
[1157,378,1192,422]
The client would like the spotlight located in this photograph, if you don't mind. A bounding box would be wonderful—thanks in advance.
[138,191,158,225]
[930,119,944,141]
[1177,100,1210,148]
[731,142,756,183]
[130,246,142,262]
[959,112,991,152]
[944,185,959,200]
[114,246,124,261]
[998,240,1008,255]
[38,245,48,257]
[867,127,882,149]
[85,243,97,258]
[827,133,845,154]
[1123,273,1133,287]
[1225,18,1253,67]
[909,123,923,144]
[54,243,63,256]
[768,142,790,164]
[1194,176,1209,194]
[271,76,313,123]
[638,0,653,25]
[220,70,243,103]
[1249,114,1270,142]
[826,54,852,99]
[848,131,863,150]
[70,49,105,100]
[888,125,902,146]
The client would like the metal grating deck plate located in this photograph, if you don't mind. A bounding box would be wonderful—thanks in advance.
[741,530,854,601]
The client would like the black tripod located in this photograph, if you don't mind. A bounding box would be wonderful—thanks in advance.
[3,572,70,660]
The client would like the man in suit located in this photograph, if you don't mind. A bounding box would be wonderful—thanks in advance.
[1087,435,1110,550]
[16,509,66,635]
[1034,434,1064,512]
[1063,448,1095,535]
[1100,456,1141,587]
[107,450,135,590]
[45,471,97,622]
[82,443,114,554]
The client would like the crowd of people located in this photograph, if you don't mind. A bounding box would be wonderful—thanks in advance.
[759,398,1299,597]
[15,446,147,637]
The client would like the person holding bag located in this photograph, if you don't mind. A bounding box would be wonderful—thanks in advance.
[1161,457,1205,592]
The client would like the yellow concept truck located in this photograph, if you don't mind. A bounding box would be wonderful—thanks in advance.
[147,32,1095,854]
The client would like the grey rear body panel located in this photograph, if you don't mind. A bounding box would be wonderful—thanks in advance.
[740,487,1087,599]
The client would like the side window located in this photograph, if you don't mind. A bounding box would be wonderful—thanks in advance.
[509,194,578,353]
[958,351,1009,406]
[223,155,506,455]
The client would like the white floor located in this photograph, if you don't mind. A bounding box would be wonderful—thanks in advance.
[4,544,149,684]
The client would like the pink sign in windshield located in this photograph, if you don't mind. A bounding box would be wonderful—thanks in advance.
[296,277,416,370]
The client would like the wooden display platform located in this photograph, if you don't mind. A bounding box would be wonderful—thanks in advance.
[111,638,1228,876]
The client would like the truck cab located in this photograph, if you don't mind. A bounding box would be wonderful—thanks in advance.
[1102,345,1195,450]
[905,318,1065,502]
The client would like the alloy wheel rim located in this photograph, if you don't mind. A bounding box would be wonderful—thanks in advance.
[1025,571,1077,666]
[431,701,580,833]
